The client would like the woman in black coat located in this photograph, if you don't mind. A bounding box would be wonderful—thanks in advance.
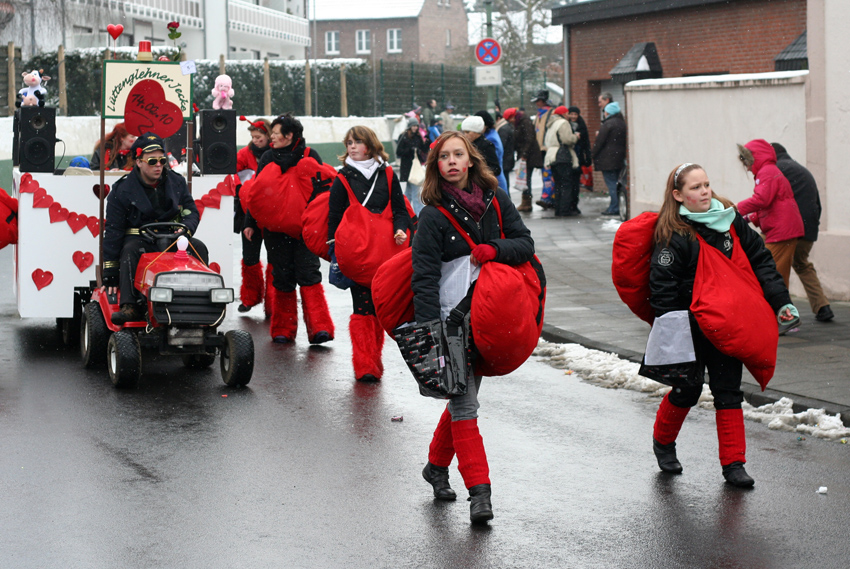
[413,131,534,524]
[327,125,410,382]
[396,118,429,215]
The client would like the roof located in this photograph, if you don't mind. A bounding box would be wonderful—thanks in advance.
[313,0,425,21]
[467,10,561,45]
[609,42,662,82]
[552,0,735,26]
[774,30,807,71]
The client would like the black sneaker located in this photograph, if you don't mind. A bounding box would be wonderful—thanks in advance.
[816,305,835,322]
[722,462,755,488]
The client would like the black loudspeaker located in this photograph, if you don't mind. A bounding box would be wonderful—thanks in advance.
[199,109,236,174]
[163,121,188,163]
[12,109,20,166]
[18,106,56,172]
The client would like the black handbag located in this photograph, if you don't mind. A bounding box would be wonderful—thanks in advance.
[393,304,473,399]
[555,131,573,167]
[638,357,704,388]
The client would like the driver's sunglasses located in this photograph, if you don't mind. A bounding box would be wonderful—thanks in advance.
[143,157,168,166]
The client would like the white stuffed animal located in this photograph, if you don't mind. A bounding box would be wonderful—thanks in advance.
[17,69,50,107]
[211,74,234,110]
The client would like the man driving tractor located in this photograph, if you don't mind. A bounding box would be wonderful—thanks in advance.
[101,132,208,325]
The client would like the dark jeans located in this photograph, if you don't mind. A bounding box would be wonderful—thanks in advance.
[521,151,547,198]
[602,169,620,213]
[241,228,265,266]
[667,327,744,410]
[551,163,581,216]
[264,230,322,292]
[119,235,209,306]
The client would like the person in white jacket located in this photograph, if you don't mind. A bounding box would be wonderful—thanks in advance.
[543,106,581,216]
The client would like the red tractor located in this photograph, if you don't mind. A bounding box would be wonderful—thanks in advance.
[80,223,254,388]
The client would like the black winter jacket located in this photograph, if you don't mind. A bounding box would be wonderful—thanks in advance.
[327,162,410,241]
[649,214,791,319]
[396,132,428,182]
[472,136,501,178]
[513,113,543,168]
[103,168,200,266]
[244,139,323,231]
[496,121,515,173]
[572,116,592,167]
[774,148,821,242]
[411,186,534,322]
[592,112,627,172]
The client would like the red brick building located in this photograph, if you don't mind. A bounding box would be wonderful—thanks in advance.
[313,0,468,64]
[552,0,807,140]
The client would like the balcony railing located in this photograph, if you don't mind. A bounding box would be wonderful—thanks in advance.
[69,0,204,29]
[229,0,311,47]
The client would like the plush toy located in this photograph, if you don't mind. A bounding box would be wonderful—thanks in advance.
[0,190,19,250]
[211,74,234,110]
[16,69,50,108]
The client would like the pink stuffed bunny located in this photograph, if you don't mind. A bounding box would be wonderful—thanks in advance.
[211,74,234,110]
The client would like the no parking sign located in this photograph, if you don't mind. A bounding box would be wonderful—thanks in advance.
[475,38,501,65]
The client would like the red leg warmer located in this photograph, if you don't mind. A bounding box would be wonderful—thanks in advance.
[428,405,455,467]
[451,418,490,489]
[269,288,298,341]
[716,408,747,466]
[263,263,274,318]
[349,314,381,379]
[300,283,335,343]
[653,393,691,446]
[239,260,265,308]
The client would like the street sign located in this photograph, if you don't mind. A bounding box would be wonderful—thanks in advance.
[475,65,502,87]
[475,38,501,65]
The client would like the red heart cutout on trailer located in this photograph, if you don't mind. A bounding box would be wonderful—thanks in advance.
[72,251,94,272]
[216,177,236,197]
[19,175,39,194]
[48,203,70,223]
[33,188,53,208]
[107,24,124,40]
[92,183,110,199]
[194,199,205,218]
[32,269,53,290]
[201,190,221,209]
[123,79,183,139]
[209,262,221,274]
[87,216,101,237]
[68,213,88,234]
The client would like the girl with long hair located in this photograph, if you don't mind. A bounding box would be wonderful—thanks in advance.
[327,125,410,382]
[649,163,798,487]
[412,131,534,523]
[90,123,136,171]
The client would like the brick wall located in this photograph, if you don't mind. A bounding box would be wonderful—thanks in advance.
[314,18,419,62]
[568,0,806,145]
[417,0,469,64]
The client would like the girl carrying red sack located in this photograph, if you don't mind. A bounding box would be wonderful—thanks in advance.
[412,131,535,524]
[327,126,411,382]
[242,114,334,344]
[648,163,798,488]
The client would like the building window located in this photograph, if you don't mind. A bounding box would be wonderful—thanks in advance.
[325,31,340,55]
[446,29,451,47]
[356,29,371,54]
[387,29,402,53]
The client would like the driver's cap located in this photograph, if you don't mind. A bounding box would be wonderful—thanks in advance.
[131,132,165,158]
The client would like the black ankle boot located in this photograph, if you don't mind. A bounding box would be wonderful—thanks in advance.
[722,462,755,488]
[422,462,457,501]
[467,484,493,524]
[653,438,683,474]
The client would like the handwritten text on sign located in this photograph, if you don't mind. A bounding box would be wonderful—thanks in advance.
[102,61,192,120]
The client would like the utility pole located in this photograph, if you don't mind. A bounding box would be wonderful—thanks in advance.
[484,0,494,113]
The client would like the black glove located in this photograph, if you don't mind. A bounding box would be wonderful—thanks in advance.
[102,266,119,287]
[310,173,332,200]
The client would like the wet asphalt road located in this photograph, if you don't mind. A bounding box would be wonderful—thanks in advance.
[0,245,848,569]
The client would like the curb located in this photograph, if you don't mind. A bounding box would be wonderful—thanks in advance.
[541,323,850,428]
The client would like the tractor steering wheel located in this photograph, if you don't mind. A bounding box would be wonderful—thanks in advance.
[138,222,190,247]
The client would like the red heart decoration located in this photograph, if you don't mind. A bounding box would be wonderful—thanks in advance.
[33,188,54,208]
[201,190,221,209]
[87,216,101,238]
[20,172,31,184]
[32,269,53,290]
[209,262,221,274]
[107,24,124,40]
[194,199,205,218]
[216,177,236,197]
[124,79,184,139]
[92,184,110,199]
[68,213,88,234]
[72,251,94,272]
[19,176,39,194]
[48,203,70,223]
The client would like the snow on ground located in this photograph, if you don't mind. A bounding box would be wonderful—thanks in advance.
[600,219,622,232]
[533,340,850,441]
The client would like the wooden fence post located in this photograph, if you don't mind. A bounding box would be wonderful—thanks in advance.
[7,42,15,115]
[219,54,225,75]
[58,45,67,116]
[304,58,312,116]
[340,64,347,117]
[263,57,271,116]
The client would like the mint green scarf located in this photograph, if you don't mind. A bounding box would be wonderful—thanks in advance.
[679,199,736,232]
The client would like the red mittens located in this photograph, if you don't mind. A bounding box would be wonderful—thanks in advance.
[471,244,497,264]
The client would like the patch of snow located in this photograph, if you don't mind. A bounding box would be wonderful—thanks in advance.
[600,219,622,232]
[533,340,850,441]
